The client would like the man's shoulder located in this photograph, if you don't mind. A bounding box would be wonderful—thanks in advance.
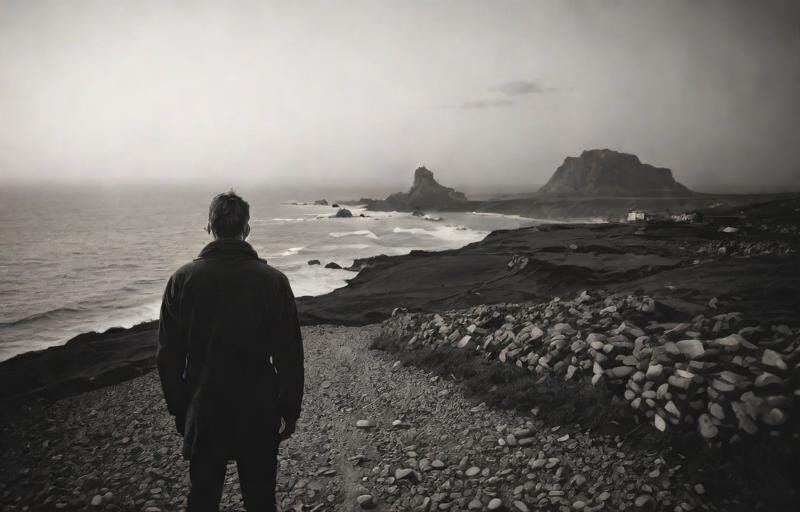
[171,259,201,279]
[254,259,290,284]
[168,257,291,295]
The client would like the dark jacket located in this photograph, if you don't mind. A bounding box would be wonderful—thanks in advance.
[157,239,304,460]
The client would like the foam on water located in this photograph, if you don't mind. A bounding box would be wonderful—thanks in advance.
[0,188,541,361]
[329,230,379,240]
[392,225,489,245]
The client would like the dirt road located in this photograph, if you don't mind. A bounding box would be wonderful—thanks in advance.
[1,325,735,511]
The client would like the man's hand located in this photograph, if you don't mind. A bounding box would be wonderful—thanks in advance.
[279,417,296,441]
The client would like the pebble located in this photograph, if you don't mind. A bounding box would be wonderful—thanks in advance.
[465,466,481,477]
[357,494,376,509]
[488,498,504,510]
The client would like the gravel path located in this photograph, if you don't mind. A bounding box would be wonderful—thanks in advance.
[2,325,725,511]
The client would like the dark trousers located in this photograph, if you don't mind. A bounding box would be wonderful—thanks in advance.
[186,443,279,512]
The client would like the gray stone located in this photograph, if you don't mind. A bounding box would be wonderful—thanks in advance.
[697,414,719,439]
[761,349,787,371]
[488,498,504,510]
[676,339,705,359]
[357,494,376,509]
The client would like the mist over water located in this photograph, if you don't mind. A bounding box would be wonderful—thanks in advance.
[1,1,798,192]
[0,185,539,361]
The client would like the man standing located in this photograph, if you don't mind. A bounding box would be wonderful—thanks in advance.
[157,191,304,511]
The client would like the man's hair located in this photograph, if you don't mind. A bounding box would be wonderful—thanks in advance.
[208,190,250,239]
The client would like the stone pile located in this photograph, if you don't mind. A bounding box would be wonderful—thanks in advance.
[695,238,795,258]
[380,291,799,446]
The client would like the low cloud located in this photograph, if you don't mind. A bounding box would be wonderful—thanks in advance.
[460,98,515,109]
[493,80,551,96]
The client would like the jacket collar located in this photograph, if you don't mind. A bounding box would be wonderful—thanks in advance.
[198,239,260,260]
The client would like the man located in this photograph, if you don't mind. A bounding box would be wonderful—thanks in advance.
[157,190,304,512]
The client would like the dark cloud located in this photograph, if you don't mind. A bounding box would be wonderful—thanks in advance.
[460,98,515,109]
[493,80,551,96]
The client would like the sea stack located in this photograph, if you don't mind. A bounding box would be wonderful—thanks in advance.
[539,149,691,196]
[384,166,468,211]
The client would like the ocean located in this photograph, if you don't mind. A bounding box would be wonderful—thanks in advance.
[0,185,537,361]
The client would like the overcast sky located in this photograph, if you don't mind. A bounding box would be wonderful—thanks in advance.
[1,0,798,192]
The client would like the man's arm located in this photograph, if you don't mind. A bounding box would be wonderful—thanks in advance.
[273,275,305,438]
[156,274,188,432]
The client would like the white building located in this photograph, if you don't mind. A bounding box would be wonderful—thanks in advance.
[626,210,648,222]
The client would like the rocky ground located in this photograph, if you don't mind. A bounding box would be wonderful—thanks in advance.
[0,325,749,512]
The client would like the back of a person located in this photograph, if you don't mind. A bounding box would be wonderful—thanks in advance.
[157,191,304,512]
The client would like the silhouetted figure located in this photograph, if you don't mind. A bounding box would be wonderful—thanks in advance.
[157,191,304,511]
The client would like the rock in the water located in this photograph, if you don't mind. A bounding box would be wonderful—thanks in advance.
[325,262,342,269]
[538,149,691,196]
[335,208,353,218]
[370,166,469,211]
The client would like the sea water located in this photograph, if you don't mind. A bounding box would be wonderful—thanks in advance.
[0,185,537,361]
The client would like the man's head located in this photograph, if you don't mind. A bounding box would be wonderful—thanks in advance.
[207,190,250,240]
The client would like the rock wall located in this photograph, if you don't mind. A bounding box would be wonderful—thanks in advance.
[379,290,798,447]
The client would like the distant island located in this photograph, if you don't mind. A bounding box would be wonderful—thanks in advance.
[353,149,779,220]
[538,148,692,196]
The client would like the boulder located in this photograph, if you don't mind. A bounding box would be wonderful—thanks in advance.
[334,208,353,218]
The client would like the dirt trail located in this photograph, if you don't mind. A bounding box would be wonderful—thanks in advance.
[1,325,737,511]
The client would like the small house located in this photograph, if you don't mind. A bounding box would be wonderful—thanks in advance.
[626,210,648,222]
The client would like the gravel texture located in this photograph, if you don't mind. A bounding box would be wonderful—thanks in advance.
[0,325,755,511]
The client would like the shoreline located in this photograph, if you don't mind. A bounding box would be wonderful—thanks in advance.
[3,191,794,365]
[2,198,798,409]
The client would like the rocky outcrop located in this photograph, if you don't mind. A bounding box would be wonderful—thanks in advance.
[367,167,468,211]
[335,208,353,218]
[539,149,691,196]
